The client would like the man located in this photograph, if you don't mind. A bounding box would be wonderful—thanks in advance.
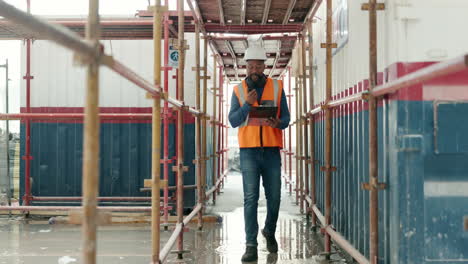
[228,43,290,262]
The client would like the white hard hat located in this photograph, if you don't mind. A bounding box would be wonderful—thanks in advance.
[244,45,268,61]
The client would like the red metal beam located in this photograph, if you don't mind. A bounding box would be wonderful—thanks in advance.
[0,113,152,120]
[213,35,297,41]
[32,196,152,202]
[0,206,155,212]
[204,24,302,34]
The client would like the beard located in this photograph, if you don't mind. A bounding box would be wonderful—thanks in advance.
[249,73,265,84]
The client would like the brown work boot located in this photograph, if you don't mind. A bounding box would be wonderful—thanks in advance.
[241,246,258,262]
[262,229,278,253]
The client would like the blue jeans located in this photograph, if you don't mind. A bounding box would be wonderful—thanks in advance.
[240,147,282,247]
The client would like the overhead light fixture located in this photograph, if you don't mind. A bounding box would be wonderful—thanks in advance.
[227,19,232,23]
[289,18,294,22]
[267,19,273,23]
[247,19,253,23]
[207,19,212,23]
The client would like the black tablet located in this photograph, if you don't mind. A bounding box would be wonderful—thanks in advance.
[248,106,278,126]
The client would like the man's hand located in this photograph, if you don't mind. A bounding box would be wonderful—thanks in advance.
[265,117,281,128]
[245,90,257,105]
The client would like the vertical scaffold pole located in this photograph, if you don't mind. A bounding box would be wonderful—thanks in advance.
[297,63,304,214]
[212,56,217,204]
[151,1,162,262]
[194,21,203,230]
[288,67,292,196]
[202,37,208,203]
[324,0,334,255]
[82,0,100,263]
[307,20,317,228]
[162,0,170,230]
[300,34,309,216]
[176,0,185,258]
[23,0,32,206]
[216,65,223,195]
[365,0,386,263]
[2,59,11,206]
[294,76,300,206]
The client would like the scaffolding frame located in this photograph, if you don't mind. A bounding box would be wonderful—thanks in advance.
[1,0,466,263]
[0,0,228,263]
[291,1,468,264]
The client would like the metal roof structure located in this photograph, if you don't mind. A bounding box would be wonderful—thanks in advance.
[0,0,321,81]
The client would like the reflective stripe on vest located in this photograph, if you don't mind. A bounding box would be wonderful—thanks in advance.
[234,78,284,148]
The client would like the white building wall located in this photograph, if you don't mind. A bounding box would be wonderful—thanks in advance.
[306,0,468,105]
[20,34,219,116]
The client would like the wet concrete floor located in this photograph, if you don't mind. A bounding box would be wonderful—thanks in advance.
[0,172,348,263]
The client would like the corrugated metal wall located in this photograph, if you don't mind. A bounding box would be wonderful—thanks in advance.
[19,36,220,208]
[301,1,468,263]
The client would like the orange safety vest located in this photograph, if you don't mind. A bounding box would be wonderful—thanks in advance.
[233,78,283,148]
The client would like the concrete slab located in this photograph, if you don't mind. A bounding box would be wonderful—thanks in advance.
[0,172,348,264]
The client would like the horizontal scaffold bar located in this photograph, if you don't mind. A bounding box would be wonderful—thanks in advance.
[300,54,468,118]
[0,1,202,117]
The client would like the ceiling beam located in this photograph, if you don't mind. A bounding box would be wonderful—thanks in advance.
[217,0,225,26]
[268,40,282,78]
[219,52,292,58]
[225,40,240,81]
[242,40,249,49]
[205,24,301,34]
[225,65,287,70]
[261,0,272,25]
[211,35,297,41]
[282,0,297,25]
[240,0,246,25]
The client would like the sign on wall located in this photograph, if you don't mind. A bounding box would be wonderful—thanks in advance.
[168,45,179,68]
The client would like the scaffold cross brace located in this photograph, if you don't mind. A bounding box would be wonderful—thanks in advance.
[191,66,206,71]
[22,155,33,161]
[143,179,168,189]
[320,43,338,49]
[361,3,386,11]
[320,165,337,172]
[172,165,189,172]
[173,41,189,51]
[22,74,34,80]
[361,180,387,191]
[361,91,371,101]
[160,159,173,164]
[68,210,112,225]
[161,66,173,71]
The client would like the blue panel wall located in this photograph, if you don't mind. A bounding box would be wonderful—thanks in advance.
[312,100,468,263]
[19,122,214,209]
